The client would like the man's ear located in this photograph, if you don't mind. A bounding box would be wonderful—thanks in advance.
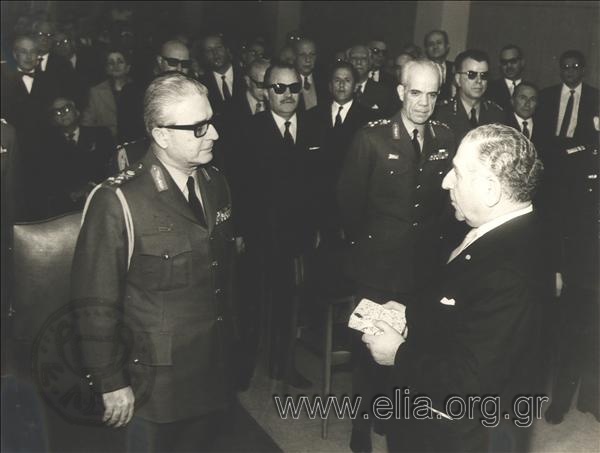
[454,72,461,89]
[397,84,405,103]
[484,174,502,207]
[151,127,168,149]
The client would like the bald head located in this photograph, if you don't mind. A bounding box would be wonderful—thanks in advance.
[157,40,191,75]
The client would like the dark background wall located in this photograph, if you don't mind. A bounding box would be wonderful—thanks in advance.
[468,1,599,88]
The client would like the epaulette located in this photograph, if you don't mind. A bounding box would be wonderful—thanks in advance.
[429,120,451,130]
[483,99,503,111]
[105,162,144,187]
[366,118,391,128]
[116,137,145,151]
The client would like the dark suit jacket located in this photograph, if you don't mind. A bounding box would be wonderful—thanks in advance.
[502,111,544,151]
[199,66,246,115]
[243,110,322,255]
[356,78,397,117]
[45,125,115,215]
[486,78,515,112]
[537,83,599,147]
[71,151,237,422]
[337,113,456,295]
[395,212,545,451]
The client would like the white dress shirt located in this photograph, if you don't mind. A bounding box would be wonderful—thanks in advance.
[514,113,533,137]
[505,78,522,97]
[331,100,353,126]
[555,83,582,137]
[213,65,234,101]
[38,53,49,72]
[18,68,35,93]
[271,112,297,143]
[158,159,205,209]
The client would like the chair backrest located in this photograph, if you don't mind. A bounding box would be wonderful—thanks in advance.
[11,212,82,341]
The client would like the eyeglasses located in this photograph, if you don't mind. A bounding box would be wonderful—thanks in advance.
[267,82,302,94]
[370,48,387,55]
[36,31,54,38]
[457,71,489,81]
[161,56,192,69]
[500,57,520,65]
[250,77,266,89]
[55,38,72,47]
[157,118,215,138]
[560,63,582,70]
[52,104,74,117]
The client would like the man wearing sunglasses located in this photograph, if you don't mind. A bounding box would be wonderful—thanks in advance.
[367,39,394,88]
[487,44,526,112]
[156,39,192,77]
[435,49,504,143]
[244,62,322,389]
[32,20,74,93]
[71,73,237,452]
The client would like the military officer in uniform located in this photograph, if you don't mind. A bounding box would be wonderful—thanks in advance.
[71,73,237,452]
[337,59,456,453]
[435,49,504,143]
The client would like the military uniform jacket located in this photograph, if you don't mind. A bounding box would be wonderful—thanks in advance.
[434,97,504,143]
[395,213,545,450]
[71,151,237,423]
[337,112,456,295]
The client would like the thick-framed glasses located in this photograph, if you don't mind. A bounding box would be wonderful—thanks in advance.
[161,56,192,69]
[560,63,582,70]
[500,57,520,66]
[52,104,74,117]
[268,82,302,94]
[54,38,72,47]
[250,77,266,89]
[457,71,489,81]
[36,31,54,38]
[157,118,215,138]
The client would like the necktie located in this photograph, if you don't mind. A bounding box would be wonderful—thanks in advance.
[522,120,530,139]
[255,101,264,114]
[66,132,76,145]
[369,71,375,80]
[303,76,311,91]
[221,75,231,101]
[283,121,294,147]
[187,176,206,226]
[558,89,575,137]
[511,80,517,95]
[411,129,421,160]
[448,228,478,263]
[334,105,343,127]
[469,107,478,127]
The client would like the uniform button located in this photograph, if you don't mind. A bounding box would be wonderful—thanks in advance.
[214,288,222,295]
[438,171,444,175]
[414,203,420,208]
[412,222,419,227]
[85,374,91,379]
[217,316,223,321]
[210,236,215,241]
[465,254,471,261]
[589,188,593,192]
[419,168,423,172]
[350,241,356,245]
[390,170,395,175]
[211,261,218,267]
[368,234,372,239]
[416,184,421,189]
[89,381,94,386]
[133,358,139,364]
[162,253,170,260]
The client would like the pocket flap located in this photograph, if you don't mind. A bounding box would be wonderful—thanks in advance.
[139,233,192,257]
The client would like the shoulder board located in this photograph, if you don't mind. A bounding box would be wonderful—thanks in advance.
[104,163,144,187]
[210,165,220,172]
[366,118,391,128]
[0,118,7,125]
[484,99,503,111]
[429,120,451,130]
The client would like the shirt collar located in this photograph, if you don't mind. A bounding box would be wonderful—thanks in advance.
[400,112,424,137]
[472,204,533,243]
[561,82,582,95]
[332,99,353,110]
[271,111,297,130]
[156,156,196,196]
[214,64,233,81]
[65,126,80,142]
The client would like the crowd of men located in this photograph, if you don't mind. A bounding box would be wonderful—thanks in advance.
[1,7,598,453]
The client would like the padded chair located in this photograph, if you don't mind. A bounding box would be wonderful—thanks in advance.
[11,212,82,346]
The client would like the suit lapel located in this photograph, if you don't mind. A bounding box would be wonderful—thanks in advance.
[197,167,216,231]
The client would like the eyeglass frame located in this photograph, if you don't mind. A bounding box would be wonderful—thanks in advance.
[560,63,582,70]
[267,82,302,94]
[156,117,216,138]
[36,31,54,38]
[160,55,192,69]
[51,103,76,117]
[457,70,490,81]
[249,77,266,89]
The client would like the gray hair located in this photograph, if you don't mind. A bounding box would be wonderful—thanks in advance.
[400,59,442,87]
[143,73,208,136]
[464,124,543,202]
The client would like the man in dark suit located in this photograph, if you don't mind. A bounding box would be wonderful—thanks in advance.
[154,39,193,77]
[364,124,546,453]
[424,30,454,102]
[45,96,115,216]
[199,33,245,116]
[347,44,397,116]
[487,44,526,112]
[503,81,542,148]
[337,59,456,452]
[294,37,327,111]
[538,50,599,151]
[245,62,321,389]
[1,34,62,220]
[71,73,237,452]
[435,49,505,143]
[309,61,374,245]
[367,39,395,88]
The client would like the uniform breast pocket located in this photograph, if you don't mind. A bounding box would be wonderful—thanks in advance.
[137,233,192,291]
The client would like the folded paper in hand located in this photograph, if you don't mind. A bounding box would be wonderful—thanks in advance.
[348,299,407,336]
